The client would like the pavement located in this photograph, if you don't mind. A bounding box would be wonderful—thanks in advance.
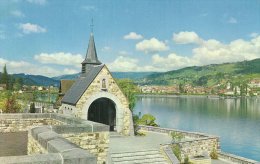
[109,131,172,153]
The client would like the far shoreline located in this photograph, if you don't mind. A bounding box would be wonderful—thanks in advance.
[136,94,260,99]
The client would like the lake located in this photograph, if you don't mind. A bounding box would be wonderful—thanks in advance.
[134,95,260,161]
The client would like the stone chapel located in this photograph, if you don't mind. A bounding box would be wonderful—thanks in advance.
[60,32,134,136]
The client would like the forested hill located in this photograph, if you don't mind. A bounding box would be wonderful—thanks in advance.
[137,58,260,86]
[11,74,59,86]
[1,59,259,87]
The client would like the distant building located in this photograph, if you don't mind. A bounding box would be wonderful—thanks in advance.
[59,32,133,135]
[249,79,260,88]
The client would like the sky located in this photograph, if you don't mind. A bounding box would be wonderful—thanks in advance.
[0,0,260,77]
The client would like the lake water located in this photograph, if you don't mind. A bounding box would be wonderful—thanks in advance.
[134,96,260,161]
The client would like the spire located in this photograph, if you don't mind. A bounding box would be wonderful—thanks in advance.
[81,33,101,65]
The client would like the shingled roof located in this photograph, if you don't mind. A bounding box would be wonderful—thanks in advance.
[81,33,101,65]
[61,64,105,105]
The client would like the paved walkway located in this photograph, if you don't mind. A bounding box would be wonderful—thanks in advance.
[109,131,172,153]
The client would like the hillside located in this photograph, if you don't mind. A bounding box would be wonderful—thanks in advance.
[2,59,259,87]
[13,73,59,86]
[137,58,260,86]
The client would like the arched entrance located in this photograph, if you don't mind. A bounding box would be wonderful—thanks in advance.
[88,98,116,131]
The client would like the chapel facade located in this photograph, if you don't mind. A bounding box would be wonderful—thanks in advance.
[59,32,134,136]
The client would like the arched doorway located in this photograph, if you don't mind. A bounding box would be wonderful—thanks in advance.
[88,98,116,131]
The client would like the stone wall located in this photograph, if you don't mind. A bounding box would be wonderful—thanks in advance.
[28,133,47,154]
[0,118,64,132]
[173,137,219,161]
[139,125,220,163]
[63,132,109,164]
[0,113,109,164]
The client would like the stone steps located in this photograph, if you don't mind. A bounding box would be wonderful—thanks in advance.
[111,149,168,164]
[110,132,123,138]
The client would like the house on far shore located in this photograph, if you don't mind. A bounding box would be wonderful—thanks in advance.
[59,32,134,136]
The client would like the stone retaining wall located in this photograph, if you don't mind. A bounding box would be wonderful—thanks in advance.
[139,125,220,163]
[0,113,109,164]
[138,125,211,139]
[173,137,219,161]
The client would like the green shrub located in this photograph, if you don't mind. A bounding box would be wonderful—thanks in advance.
[137,114,159,127]
[210,147,218,159]
[171,131,184,142]
[184,155,189,164]
[171,144,181,161]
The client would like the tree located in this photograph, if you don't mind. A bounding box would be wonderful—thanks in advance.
[29,102,36,113]
[2,92,21,113]
[14,78,23,91]
[116,79,138,111]
[195,76,208,86]
[1,64,9,89]
[179,83,184,93]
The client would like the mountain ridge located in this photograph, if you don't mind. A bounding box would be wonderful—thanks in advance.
[2,58,259,87]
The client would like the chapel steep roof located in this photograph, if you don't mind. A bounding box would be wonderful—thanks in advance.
[81,33,102,65]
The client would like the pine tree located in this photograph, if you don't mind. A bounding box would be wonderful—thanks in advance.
[1,64,9,90]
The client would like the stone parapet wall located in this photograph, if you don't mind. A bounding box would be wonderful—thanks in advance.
[0,118,64,132]
[138,125,212,139]
[0,113,109,164]
[28,133,47,154]
[63,132,109,164]
[139,125,220,163]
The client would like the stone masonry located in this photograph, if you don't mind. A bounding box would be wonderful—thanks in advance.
[0,113,109,164]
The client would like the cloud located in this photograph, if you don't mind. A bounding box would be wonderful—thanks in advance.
[136,38,169,53]
[173,31,202,44]
[26,0,47,5]
[138,33,260,72]
[34,52,84,67]
[81,5,97,11]
[124,32,143,40]
[107,56,139,72]
[0,57,79,77]
[107,55,163,72]
[152,53,199,71]
[118,51,129,56]
[250,32,258,38]
[63,68,79,75]
[101,46,111,52]
[19,23,46,34]
[10,10,25,17]
[192,36,260,65]
[228,17,237,24]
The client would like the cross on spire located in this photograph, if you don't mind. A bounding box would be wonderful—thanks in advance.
[90,18,94,33]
